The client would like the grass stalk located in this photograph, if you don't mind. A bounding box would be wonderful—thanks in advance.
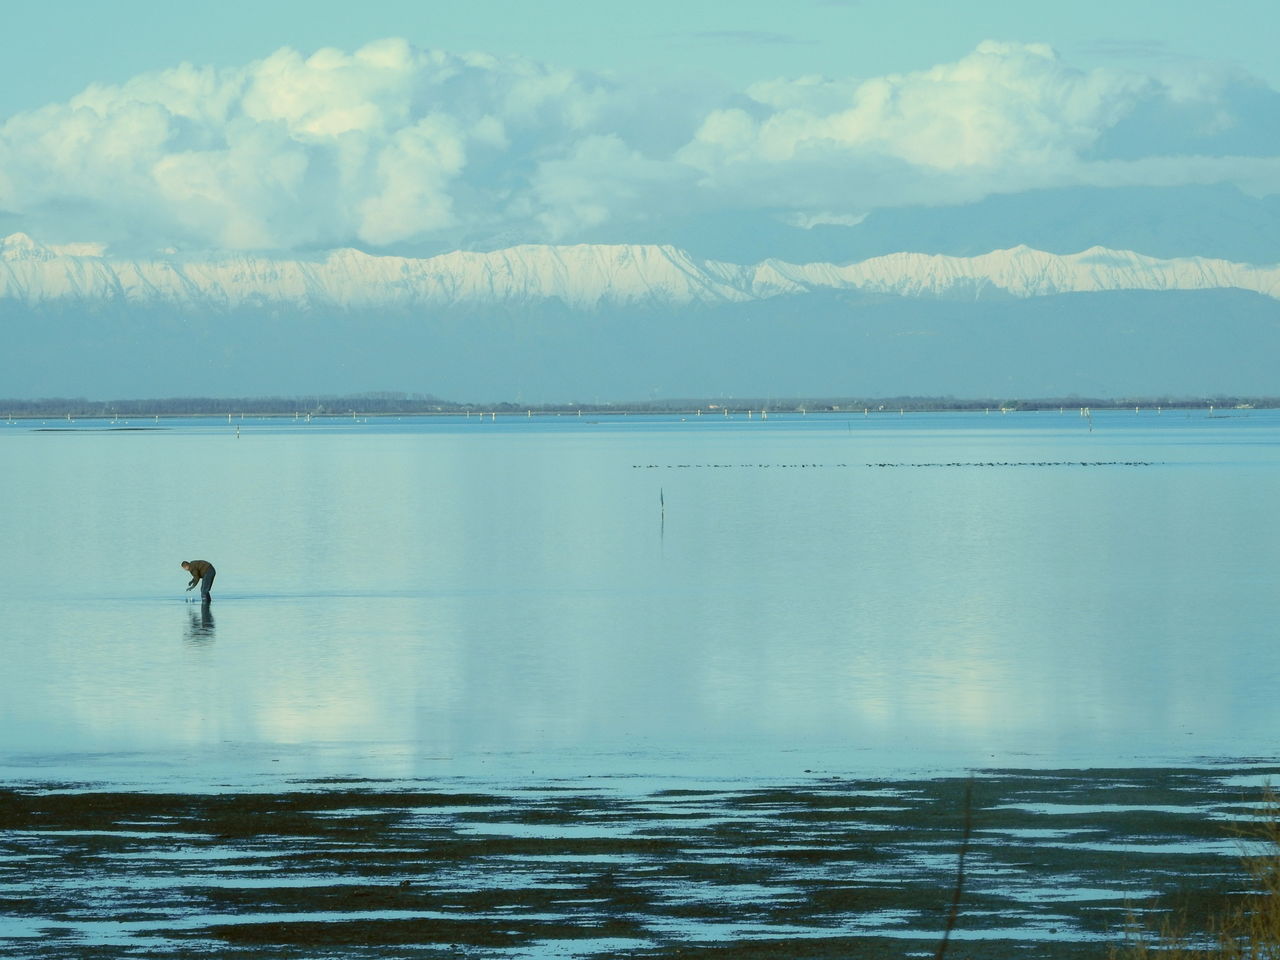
[1113,788,1280,960]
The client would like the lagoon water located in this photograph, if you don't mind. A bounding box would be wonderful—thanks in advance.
[2,409,1278,786]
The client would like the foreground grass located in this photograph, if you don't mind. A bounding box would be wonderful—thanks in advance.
[1114,792,1280,960]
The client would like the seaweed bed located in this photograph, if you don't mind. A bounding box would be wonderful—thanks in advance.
[2,766,1276,959]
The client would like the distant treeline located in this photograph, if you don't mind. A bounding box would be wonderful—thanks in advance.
[3,391,1278,419]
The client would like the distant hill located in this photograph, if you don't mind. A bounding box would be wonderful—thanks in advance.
[4,223,1278,403]
[4,288,1277,403]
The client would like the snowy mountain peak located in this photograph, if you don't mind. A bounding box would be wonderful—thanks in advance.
[1,233,55,263]
[2,233,1278,308]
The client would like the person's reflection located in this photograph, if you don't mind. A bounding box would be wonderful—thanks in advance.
[184,605,216,645]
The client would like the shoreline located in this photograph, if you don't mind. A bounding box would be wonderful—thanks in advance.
[3,395,1276,420]
[5,764,1275,959]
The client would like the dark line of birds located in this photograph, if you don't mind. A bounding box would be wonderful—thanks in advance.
[635,461,1158,468]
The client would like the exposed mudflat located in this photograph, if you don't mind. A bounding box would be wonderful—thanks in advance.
[3,766,1276,959]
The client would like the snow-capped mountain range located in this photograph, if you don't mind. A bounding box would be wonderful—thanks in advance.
[3,232,1278,309]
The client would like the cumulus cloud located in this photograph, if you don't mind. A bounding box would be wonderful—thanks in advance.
[530,134,699,238]
[0,38,1277,254]
[0,38,660,252]
[678,40,1280,221]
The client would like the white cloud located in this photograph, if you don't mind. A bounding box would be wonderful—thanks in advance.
[786,211,868,229]
[0,38,1276,254]
[530,134,696,238]
[677,40,1280,222]
[680,42,1137,205]
[0,39,630,252]
[356,115,469,245]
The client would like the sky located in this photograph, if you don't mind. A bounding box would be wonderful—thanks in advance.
[2,0,1279,257]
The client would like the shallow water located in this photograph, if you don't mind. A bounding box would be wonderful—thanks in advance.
[2,408,1278,783]
[3,767,1272,958]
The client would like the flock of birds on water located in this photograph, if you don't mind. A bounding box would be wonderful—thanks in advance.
[635,460,1157,468]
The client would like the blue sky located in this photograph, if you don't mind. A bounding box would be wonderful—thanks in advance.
[6,0,1279,116]
[2,0,1278,255]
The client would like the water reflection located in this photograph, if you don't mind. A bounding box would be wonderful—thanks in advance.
[184,605,215,644]
[1,414,1279,775]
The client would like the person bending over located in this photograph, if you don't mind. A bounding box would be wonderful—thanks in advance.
[181,560,216,603]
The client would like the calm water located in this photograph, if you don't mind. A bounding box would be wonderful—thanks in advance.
[2,409,1278,785]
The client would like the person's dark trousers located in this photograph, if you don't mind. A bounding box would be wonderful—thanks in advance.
[200,567,216,603]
